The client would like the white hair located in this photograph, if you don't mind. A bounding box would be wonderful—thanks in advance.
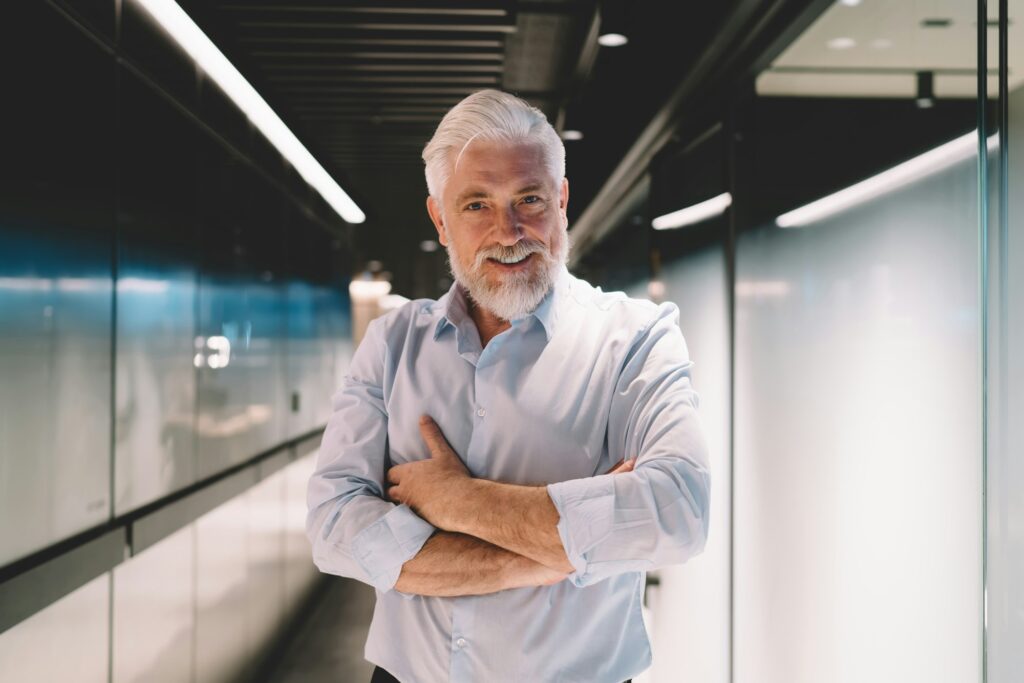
[422,89,565,200]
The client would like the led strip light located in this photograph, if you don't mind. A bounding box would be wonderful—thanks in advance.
[652,192,733,230]
[132,0,366,224]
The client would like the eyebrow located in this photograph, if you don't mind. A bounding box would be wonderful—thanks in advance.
[455,189,489,204]
[454,183,549,205]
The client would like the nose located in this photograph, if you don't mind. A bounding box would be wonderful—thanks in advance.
[493,204,523,246]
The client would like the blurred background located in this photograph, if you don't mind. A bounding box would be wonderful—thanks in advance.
[0,0,1020,681]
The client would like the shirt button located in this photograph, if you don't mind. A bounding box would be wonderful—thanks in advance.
[476,407,486,417]
[456,637,467,648]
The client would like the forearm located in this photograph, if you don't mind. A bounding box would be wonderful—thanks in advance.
[445,479,575,574]
[394,530,566,597]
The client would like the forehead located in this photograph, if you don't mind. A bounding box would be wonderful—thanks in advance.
[446,140,553,197]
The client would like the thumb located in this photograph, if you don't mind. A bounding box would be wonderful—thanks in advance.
[419,415,453,458]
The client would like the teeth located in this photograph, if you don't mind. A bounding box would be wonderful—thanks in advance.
[494,253,528,264]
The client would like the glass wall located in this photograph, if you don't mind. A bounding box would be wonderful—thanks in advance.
[0,0,115,569]
[0,0,352,565]
[604,1,1020,682]
[0,0,350,677]
[0,452,323,682]
[987,1,1023,680]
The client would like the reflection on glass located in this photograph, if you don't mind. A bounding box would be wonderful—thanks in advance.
[736,3,983,681]
[0,0,114,566]
[115,274,197,515]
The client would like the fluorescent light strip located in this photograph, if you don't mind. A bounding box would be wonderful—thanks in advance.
[132,0,366,224]
[652,192,733,230]
[775,130,989,228]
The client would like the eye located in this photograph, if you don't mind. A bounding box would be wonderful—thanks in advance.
[522,195,542,204]
[465,201,485,211]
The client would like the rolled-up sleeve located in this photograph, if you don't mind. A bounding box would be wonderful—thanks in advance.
[306,316,436,594]
[546,304,710,587]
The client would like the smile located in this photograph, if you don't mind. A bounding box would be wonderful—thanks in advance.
[487,252,535,268]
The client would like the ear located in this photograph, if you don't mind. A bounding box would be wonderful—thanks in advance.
[426,195,448,246]
[559,177,569,226]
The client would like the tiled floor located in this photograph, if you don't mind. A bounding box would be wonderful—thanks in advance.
[266,577,378,683]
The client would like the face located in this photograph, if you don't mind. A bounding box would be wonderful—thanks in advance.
[426,139,570,321]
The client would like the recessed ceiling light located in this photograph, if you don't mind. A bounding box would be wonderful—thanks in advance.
[827,37,857,50]
[560,129,584,141]
[915,71,936,109]
[420,240,440,253]
[598,32,628,47]
[838,0,862,6]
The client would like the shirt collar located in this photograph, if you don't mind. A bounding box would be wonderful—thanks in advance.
[432,265,571,342]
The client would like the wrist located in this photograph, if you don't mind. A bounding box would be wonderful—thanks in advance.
[443,476,485,534]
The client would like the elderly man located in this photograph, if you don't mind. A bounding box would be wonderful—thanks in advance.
[307,89,709,683]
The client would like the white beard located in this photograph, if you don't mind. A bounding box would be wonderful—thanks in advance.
[447,230,569,322]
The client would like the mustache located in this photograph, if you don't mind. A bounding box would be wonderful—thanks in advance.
[473,239,547,269]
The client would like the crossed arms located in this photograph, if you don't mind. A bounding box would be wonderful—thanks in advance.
[306,310,710,599]
[386,416,635,596]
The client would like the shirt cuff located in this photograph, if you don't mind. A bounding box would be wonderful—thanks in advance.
[351,503,436,593]
[545,476,616,587]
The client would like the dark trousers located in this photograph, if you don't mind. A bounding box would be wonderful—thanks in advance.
[371,665,631,682]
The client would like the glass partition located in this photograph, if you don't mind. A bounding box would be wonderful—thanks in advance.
[986,1,1023,681]
[735,3,985,681]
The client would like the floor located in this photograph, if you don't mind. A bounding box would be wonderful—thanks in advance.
[266,577,378,683]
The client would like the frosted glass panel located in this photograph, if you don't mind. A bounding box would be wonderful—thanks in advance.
[113,525,194,683]
[285,452,320,606]
[247,472,286,660]
[0,574,110,681]
[987,22,1024,680]
[647,246,731,683]
[734,154,982,682]
[113,70,199,515]
[0,0,113,565]
[195,495,250,683]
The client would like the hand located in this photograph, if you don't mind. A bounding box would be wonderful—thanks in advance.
[386,415,471,529]
[603,457,636,475]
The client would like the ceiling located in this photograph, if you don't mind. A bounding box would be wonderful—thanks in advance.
[182,0,597,295]
[758,0,1021,98]
[182,0,773,296]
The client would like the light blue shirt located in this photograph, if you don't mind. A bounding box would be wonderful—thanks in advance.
[307,266,710,683]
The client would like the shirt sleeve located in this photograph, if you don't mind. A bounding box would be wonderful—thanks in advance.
[545,303,711,588]
[306,315,437,595]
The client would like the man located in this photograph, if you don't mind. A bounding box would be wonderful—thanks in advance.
[307,90,710,683]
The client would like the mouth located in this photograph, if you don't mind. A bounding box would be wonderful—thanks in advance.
[485,252,535,271]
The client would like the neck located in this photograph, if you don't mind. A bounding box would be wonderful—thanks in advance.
[467,299,511,347]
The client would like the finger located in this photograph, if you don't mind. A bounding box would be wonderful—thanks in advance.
[603,458,625,475]
[387,484,402,503]
[608,458,636,475]
[386,466,401,485]
[419,415,454,457]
